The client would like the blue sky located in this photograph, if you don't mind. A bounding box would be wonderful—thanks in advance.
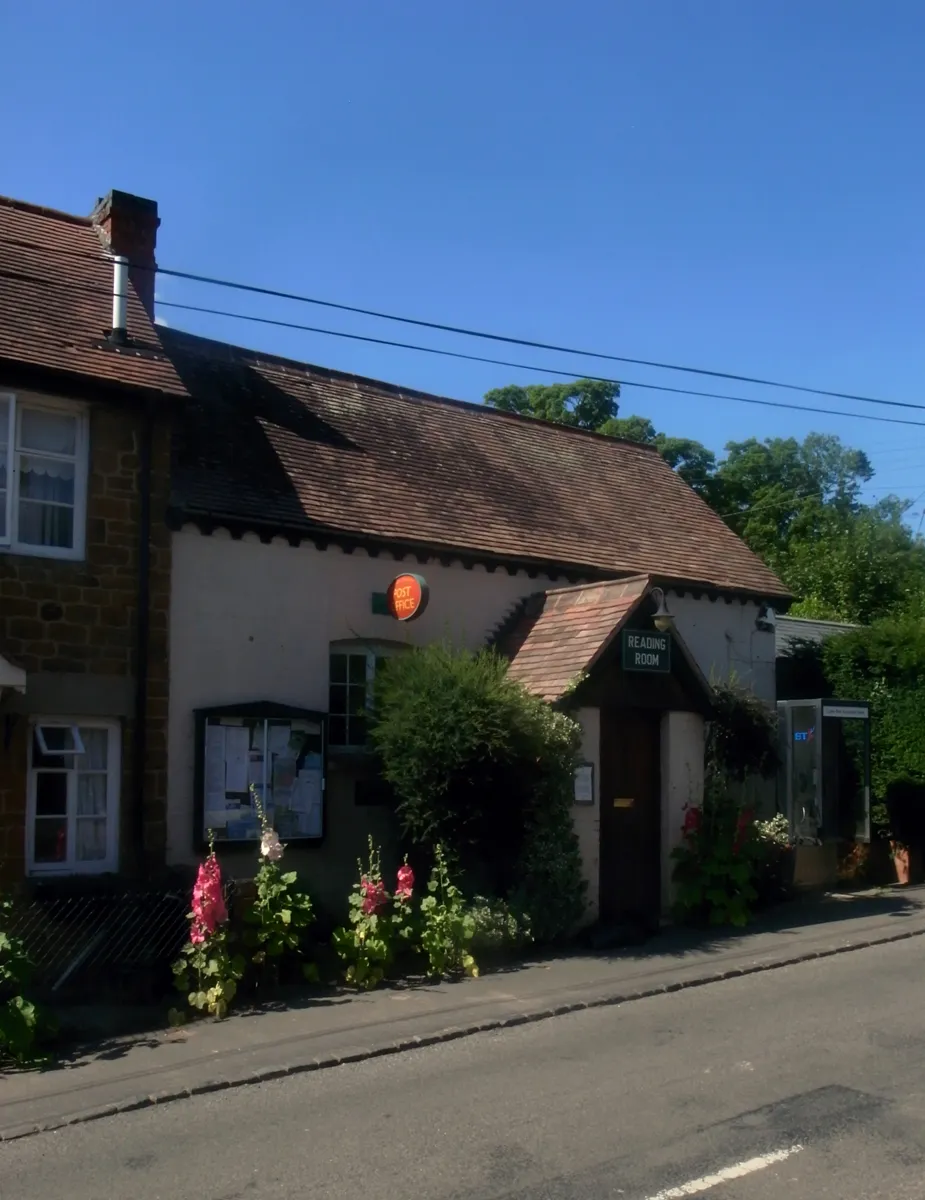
[5,1,925,517]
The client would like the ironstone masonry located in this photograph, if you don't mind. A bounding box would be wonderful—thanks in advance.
[0,400,172,881]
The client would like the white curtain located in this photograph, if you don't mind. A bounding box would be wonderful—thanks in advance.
[76,730,109,862]
[18,456,75,547]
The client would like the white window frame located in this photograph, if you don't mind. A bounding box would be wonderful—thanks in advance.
[0,392,89,561]
[26,718,121,876]
[328,641,406,749]
[34,724,86,757]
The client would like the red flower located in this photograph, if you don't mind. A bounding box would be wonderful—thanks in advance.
[682,806,702,836]
[395,863,414,901]
[190,853,227,944]
[361,877,388,915]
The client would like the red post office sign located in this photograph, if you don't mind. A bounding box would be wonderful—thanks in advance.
[386,573,429,622]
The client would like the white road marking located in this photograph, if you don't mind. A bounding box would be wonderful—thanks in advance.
[645,1144,804,1198]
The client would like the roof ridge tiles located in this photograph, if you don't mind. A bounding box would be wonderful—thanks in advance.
[0,195,93,226]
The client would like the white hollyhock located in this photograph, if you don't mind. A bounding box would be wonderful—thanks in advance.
[260,830,284,862]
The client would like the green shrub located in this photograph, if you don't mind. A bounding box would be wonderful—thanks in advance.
[244,862,316,987]
[818,617,925,830]
[371,644,531,886]
[753,813,791,850]
[419,844,478,978]
[0,896,42,1065]
[671,782,758,927]
[468,896,532,958]
[243,786,317,990]
[332,838,415,990]
[510,720,588,943]
[751,814,796,908]
[707,679,780,782]
[371,642,587,935]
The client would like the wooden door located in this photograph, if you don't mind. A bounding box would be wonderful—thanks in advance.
[599,709,662,926]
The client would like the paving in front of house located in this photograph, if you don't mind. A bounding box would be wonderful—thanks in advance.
[3,886,925,1141]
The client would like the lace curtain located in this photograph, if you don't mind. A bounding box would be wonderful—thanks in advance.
[18,456,75,547]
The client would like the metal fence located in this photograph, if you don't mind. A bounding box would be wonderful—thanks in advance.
[6,887,197,1000]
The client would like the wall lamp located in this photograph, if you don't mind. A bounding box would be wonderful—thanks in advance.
[650,586,675,633]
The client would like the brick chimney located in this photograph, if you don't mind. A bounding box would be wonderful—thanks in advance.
[91,190,160,322]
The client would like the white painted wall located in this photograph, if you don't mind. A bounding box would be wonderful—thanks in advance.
[167,529,777,896]
[574,707,600,923]
[660,711,706,913]
[669,592,776,702]
[166,526,558,864]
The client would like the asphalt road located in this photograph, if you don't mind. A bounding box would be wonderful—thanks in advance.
[3,938,925,1200]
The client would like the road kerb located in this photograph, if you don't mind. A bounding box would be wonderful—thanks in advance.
[3,922,924,1143]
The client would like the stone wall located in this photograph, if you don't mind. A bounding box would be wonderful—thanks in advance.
[0,392,171,882]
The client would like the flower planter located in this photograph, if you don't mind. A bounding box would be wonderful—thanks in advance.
[891,842,911,885]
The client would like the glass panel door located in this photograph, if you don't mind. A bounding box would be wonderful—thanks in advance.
[790,703,821,842]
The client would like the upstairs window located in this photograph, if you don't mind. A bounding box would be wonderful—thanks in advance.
[0,393,88,559]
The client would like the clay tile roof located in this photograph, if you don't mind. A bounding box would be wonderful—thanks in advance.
[162,328,789,599]
[500,576,651,701]
[0,196,186,397]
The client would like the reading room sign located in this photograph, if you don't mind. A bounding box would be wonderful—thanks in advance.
[386,573,429,622]
[622,629,671,673]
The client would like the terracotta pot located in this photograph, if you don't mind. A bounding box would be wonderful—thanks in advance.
[891,842,911,885]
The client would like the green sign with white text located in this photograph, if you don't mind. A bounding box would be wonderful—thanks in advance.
[622,629,671,673]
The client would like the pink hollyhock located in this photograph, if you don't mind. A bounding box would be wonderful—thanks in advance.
[395,863,414,901]
[190,853,228,944]
[682,806,702,837]
[361,876,388,916]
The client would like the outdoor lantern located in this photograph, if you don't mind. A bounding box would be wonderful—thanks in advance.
[650,586,675,632]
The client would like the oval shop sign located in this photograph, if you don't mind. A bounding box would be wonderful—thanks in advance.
[386,573,429,622]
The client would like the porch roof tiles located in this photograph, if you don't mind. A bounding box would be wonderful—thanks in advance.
[500,576,651,701]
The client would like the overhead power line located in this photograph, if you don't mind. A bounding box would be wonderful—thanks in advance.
[3,265,925,431]
[151,298,925,429]
[717,484,920,523]
[0,232,921,415]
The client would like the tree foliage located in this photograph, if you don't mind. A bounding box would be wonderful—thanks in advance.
[483,379,925,624]
[820,617,925,802]
[707,680,781,784]
[484,379,620,430]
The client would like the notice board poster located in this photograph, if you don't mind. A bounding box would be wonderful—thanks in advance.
[202,715,324,843]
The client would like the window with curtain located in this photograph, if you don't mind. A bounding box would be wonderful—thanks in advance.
[27,721,121,875]
[0,393,87,558]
